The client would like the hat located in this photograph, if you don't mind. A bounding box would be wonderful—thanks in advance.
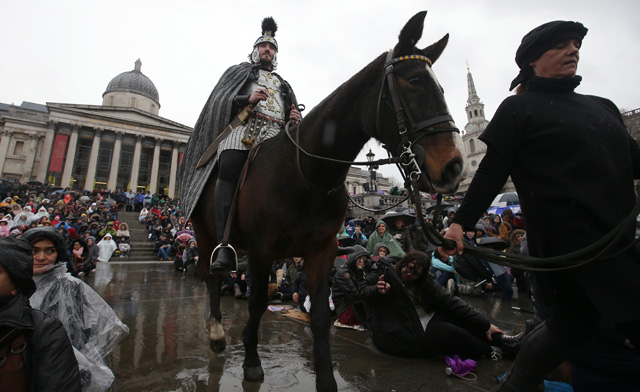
[21,226,69,263]
[510,21,588,91]
[0,236,37,297]
[250,17,278,66]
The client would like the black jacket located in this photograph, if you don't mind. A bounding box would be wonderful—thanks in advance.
[361,258,490,357]
[0,294,81,391]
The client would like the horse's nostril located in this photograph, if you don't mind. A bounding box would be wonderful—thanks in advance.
[441,158,463,184]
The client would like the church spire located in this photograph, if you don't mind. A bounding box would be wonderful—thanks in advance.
[466,62,480,106]
[464,62,485,125]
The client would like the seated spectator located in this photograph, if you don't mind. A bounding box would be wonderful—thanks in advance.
[453,227,495,292]
[22,227,129,391]
[430,252,458,289]
[139,206,149,223]
[68,238,93,277]
[332,245,369,331]
[223,253,248,299]
[387,216,414,252]
[183,239,199,276]
[116,222,130,240]
[85,236,99,270]
[0,236,81,391]
[156,233,171,261]
[148,220,162,241]
[97,233,117,262]
[277,256,303,301]
[0,215,12,237]
[292,261,309,312]
[98,221,116,241]
[350,225,367,247]
[365,220,405,258]
[361,251,520,360]
[371,242,390,263]
[117,236,131,258]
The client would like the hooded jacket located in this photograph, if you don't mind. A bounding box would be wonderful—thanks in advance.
[361,258,491,358]
[332,245,369,317]
[365,220,405,257]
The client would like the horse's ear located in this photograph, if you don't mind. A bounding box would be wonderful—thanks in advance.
[422,33,449,65]
[393,11,428,57]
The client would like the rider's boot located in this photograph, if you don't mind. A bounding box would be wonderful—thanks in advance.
[210,179,237,274]
[493,322,569,391]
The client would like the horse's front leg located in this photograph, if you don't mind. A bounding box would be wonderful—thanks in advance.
[205,274,226,353]
[242,264,269,382]
[307,247,338,392]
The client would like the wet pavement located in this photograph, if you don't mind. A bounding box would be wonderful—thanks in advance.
[86,261,533,392]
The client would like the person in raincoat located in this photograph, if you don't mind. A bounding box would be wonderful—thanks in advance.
[365,220,405,258]
[96,233,117,262]
[22,227,129,392]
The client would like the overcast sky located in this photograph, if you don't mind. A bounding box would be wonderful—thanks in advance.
[2,0,638,182]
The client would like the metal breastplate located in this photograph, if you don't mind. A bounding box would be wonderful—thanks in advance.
[241,69,285,121]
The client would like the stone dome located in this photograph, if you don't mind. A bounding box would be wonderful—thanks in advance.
[103,59,160,104]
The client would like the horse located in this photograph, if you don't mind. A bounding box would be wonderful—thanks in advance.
[190,11,465,392]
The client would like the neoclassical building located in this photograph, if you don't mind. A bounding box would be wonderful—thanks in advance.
[0,59,191,197]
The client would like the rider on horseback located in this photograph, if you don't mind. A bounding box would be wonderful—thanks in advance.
[206,17,302,274]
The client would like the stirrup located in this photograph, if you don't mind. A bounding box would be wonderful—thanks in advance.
[210,243,238,270]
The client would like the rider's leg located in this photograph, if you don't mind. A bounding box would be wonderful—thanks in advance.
[210,149,249,274]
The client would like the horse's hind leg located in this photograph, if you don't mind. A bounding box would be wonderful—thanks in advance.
[306,247,338,392]
[242,263,270,382]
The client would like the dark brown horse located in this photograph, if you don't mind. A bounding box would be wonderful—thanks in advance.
[190,11,464,391]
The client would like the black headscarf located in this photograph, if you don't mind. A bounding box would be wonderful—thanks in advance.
[0,236,37,297]
[510,21,588,91]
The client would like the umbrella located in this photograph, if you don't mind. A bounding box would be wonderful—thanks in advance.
[27,180,43,186]
[105,198,116,206]
[175,230,194,237]
[490,192,519,206]
[476,236,509,251]
[79,195,91,202]
[381,210,416,227]
[337,236,354,247]
[487,205,521,216]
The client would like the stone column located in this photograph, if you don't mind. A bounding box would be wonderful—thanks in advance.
[129,135,143,192]
[61,125,80,188]
[84,128,103,191]
[108,131,124,191]
[22,133,41,180]
[149,138,161,194]
[36,121,56,182]
[0,129,13,176]
[168,142,179,198]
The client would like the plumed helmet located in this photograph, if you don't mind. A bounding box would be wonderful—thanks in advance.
[253,16,278,50]
[250,17,278,67]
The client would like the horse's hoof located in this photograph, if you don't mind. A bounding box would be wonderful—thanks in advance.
[209,339,226,353]
[243,365,264,382]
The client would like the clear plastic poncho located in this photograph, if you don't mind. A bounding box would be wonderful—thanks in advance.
[31,263,130,392]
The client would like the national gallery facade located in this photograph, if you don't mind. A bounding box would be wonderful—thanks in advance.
[0,60,191,198]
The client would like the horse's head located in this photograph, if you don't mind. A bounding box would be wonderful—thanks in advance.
[377,11,465,194]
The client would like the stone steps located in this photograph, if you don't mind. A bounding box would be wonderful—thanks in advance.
[117,210,161,261]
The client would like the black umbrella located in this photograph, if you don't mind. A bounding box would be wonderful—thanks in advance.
[381,211,416,228]
[476,236,509,251]
[27,180,43,186]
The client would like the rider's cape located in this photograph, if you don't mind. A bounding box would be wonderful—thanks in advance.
[179,62,297,219]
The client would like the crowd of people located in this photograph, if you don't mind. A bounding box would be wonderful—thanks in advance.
[0,214,130,391]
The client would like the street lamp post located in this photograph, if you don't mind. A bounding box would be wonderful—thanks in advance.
[366,149,378,193]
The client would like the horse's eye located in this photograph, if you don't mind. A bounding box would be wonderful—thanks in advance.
[408,76,423,86]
